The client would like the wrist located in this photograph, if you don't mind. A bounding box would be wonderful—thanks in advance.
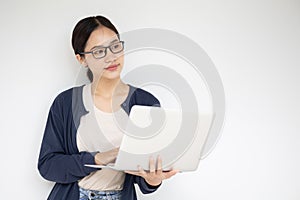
[145,178,162,187]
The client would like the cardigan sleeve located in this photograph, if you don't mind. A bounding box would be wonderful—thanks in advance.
[134,176,161,194]
[37,96,98,184]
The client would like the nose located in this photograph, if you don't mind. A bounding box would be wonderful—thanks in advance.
[104,49,117,63]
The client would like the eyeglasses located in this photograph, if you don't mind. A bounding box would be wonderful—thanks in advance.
[79,41,124,59]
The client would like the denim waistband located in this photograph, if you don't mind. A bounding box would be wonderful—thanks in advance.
[79,187,122,200]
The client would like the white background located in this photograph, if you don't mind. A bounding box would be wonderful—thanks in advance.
[0,0,299,199]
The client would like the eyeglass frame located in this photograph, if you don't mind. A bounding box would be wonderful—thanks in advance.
[78,40,125,59]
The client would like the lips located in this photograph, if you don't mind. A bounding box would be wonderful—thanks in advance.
[105,64,119,71]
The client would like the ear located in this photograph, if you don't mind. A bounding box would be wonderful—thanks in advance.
[76,54,87,67]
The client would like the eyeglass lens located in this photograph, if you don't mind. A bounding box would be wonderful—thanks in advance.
[92,41,124,59]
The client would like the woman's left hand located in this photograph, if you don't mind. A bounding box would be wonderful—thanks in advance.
[125,156,179,186]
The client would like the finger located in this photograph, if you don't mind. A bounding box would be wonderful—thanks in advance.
[138,165,147,176]
[125,165,146,177]
[163,170,179,179]
[149,156,155,174]
[113,148,120,154]
[110,147,119,152]
[111,157,117,163]
[156,155,163,175]
[124,170,140,176]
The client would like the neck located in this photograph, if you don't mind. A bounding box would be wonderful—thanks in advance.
[91,77,123,98]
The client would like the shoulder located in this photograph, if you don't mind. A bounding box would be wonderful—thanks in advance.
[50,85,85,111]
[55,85,84,101]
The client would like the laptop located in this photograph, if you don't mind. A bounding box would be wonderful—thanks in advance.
[85,105,214,172]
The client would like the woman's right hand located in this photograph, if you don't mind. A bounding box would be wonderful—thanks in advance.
[94,148,119,165]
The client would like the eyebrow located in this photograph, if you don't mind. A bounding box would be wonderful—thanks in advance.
[90,39,119,50]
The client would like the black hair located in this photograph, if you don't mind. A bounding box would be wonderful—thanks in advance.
[71,16,119,82]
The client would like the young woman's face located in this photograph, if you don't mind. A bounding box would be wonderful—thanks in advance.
[83,26,124,82]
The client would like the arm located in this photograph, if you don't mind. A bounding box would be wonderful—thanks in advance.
[37,99,98,184]
[134,175,162,194]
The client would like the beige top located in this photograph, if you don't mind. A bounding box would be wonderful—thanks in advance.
[77,84,127,191]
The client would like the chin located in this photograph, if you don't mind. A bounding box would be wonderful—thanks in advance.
[102,73,121,80]
[103,68,122,79]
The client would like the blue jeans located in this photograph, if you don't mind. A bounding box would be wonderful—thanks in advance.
[79,187,122,200]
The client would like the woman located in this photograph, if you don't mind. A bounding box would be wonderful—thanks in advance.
[38,15,177,200]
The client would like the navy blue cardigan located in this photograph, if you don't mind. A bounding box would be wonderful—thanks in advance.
[38,85,161,200]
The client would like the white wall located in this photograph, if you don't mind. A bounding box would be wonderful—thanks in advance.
[0,0,299,199]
